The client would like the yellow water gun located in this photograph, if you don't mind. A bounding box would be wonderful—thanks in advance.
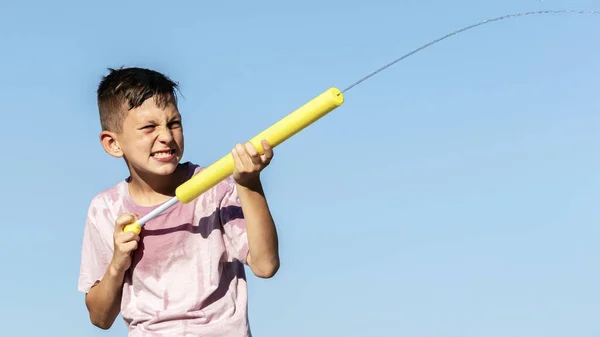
[123,87,344,233]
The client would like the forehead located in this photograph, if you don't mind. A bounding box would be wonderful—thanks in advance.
[125,95,180,123]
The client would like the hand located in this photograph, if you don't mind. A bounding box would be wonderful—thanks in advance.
[232,140,273,188]
[110,213,140,274]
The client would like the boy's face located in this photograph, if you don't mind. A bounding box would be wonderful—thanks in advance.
[101,95,185,178]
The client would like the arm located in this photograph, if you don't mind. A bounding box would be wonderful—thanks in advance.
[236,179,280,278]
[85,265,126,329]
[82,213,140,329]
[231,140,280,278]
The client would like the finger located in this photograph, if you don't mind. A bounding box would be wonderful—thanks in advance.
[260,140,273,163]
[232,144,246,172]
[115,231,139,244]
[117,240,139,254]
[244,142,262,165]
[236,143,254,168]
[244,142,260,158]
[114,213,137,232]
[122,240,139,253]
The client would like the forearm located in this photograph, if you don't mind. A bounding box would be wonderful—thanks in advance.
[236,179,279,278]
[85,263,125,329]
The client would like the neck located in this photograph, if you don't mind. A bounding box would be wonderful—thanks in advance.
[127,163,188,207]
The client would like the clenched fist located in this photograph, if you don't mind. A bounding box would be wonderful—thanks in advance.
[110,213,140,274]
[231,140,273,188]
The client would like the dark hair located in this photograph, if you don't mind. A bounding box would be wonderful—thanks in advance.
[97,67,179,132]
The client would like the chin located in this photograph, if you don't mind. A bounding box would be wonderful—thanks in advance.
[146,156,181,175]
[152,162,180,175]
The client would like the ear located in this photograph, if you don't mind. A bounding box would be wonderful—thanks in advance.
[100,130,124,158]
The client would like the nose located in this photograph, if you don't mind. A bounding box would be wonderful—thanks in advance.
[156,124,174,144]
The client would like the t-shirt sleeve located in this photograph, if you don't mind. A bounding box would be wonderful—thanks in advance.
[78,200,114,293]
[219,179,249,264]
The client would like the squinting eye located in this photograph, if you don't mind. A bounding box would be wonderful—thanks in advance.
[139,125,154,131]
[169,121,182,128]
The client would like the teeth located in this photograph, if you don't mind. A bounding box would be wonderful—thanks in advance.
[153,151,173,158]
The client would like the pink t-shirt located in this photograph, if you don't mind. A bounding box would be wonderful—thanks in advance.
[78,162,251,337]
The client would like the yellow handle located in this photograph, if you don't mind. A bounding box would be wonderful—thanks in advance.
[175,87,344,203]
[123,221,142,234]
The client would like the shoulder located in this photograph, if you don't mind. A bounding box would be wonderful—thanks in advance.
[79,180,128,254]
[85,179,128,228]
[185,161,238,201]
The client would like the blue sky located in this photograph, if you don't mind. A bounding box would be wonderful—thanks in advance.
[0,1,598,336]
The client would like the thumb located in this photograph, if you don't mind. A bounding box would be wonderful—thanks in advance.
[115,213,138,230]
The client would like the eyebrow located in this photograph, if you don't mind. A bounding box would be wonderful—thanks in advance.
[137,115,181,125]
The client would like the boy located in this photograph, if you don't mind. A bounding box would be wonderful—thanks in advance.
[78,67,280,337]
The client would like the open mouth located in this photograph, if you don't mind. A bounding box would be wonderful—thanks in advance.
[151,149,176,160]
